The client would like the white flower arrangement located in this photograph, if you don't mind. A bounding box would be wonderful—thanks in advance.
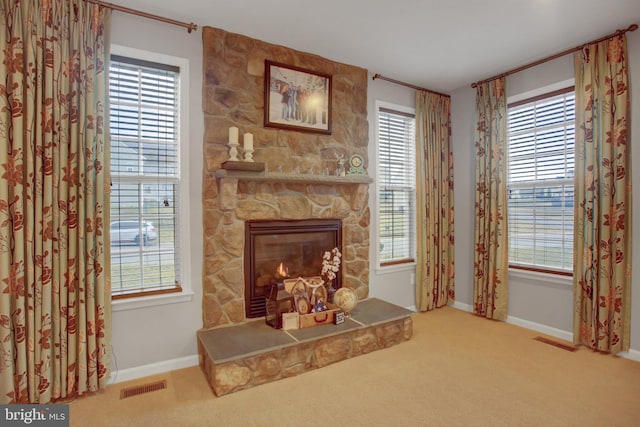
[321,247,342,283]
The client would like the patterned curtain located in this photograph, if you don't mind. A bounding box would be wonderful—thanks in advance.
[573,34,632,354]
[0,0,111,403]
[473,78,509,320]
[415,91,455,311]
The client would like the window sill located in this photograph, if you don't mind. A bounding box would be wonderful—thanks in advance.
[375,261,416,275]
[112,290,195,312]
[508,268,572,288]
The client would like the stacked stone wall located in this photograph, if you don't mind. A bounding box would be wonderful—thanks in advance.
[202,27,370,328]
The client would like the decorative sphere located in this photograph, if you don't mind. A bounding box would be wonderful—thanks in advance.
[333,287,358,313]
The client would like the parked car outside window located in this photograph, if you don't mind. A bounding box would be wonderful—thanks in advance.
[110,221,158,246]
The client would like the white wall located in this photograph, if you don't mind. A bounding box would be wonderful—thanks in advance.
[366,76,417,309]
[450,30,640,353]
[450,84,476,308]
[109,12,204,376]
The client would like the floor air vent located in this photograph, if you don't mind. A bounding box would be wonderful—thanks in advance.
[534,336,576,352]
[120,379,167,399]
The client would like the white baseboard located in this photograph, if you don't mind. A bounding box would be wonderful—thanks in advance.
[452,301,472,312]
[109,354,199,384]
[452,301,573,341]
[450,301,640,362]
[451,302,572,341]
[618,349,640,362]
[506,315,573,342]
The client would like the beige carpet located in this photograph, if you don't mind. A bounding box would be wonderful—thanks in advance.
[69,306,640,426]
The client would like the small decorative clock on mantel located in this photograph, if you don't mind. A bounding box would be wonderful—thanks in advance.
[346,154,366,176]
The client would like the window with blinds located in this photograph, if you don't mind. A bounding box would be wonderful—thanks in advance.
[377,107,416,266]
[507,87,575,273]
[109,55,182,297]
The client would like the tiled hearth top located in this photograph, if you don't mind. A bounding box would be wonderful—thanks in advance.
[349,297,414,325]
[198,298,414,364]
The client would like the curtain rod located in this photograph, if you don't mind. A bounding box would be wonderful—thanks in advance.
[471,23,637,88]
[372,74,450,98]
[85,0,198,33]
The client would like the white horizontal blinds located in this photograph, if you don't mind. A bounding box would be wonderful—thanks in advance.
[378,108,416,265]
[109,55,181,296]
[507,88,575,272]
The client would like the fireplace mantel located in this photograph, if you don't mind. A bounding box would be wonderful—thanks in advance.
[214,169,373,185]
[214,169,373,211]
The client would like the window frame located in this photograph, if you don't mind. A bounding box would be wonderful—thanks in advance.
[506,79,575,277]
[374,101,417,273]
[109,45,193,311]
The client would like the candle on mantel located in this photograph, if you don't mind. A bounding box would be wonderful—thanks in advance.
[229,126,239,144]
[243,132,253,151]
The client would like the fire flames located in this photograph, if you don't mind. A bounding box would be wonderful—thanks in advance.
[276,262,289,278]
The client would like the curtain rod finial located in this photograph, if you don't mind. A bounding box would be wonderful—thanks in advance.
[629,24,638,32]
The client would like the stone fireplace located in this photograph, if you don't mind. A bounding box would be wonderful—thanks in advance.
[197,27,416,397]
[202,26,371,329]
[244,218,342,318]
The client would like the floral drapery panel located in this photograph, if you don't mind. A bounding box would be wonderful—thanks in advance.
[573,34,632,354]
[0,0,111,403]
[415,91,455,311]
[473,78,509,320]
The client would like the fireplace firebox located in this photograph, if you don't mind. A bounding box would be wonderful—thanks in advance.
[244,219,342,318]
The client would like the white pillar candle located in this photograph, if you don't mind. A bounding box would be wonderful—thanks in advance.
[229,126,239,144]
[243,132,253,151]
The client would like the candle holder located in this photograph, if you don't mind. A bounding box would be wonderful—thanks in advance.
[228,141,239,161]
[243,146,254,162]
[243,132,254,162]
[228,126,239,161]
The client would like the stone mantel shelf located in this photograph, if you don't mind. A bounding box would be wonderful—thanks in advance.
[214,169,372,211]
[214,169,373,185]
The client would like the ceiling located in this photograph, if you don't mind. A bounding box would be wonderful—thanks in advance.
[109,0,640,93]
